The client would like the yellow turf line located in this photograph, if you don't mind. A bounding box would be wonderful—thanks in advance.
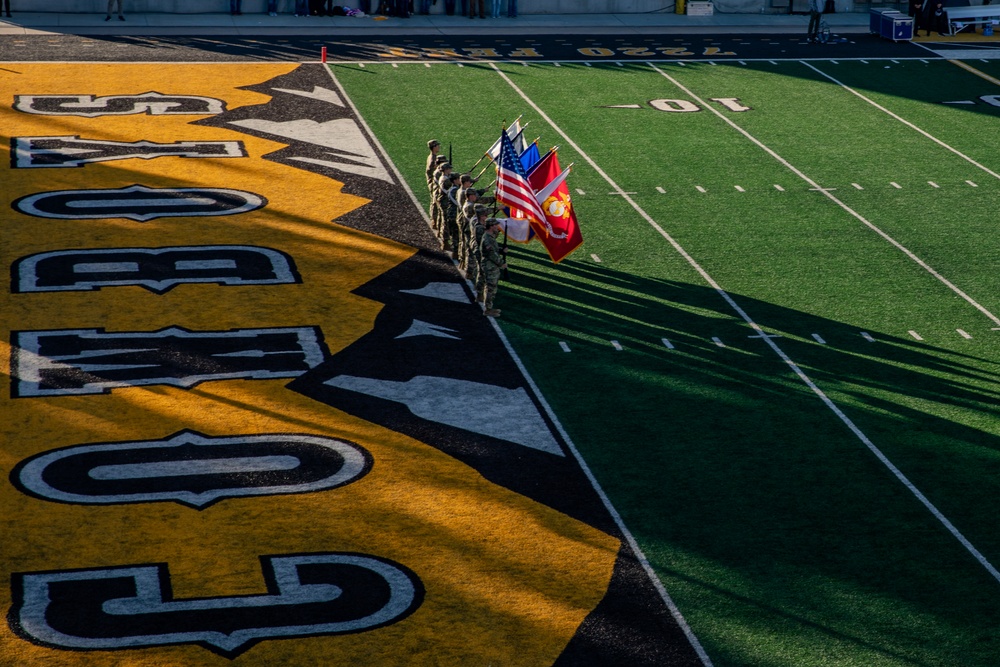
[949,58,1000,86]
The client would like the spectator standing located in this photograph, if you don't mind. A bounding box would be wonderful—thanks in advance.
[908,0,927,36]
[230,0,243,16]
[507,0,517,17]
[490,0,501,17]
[294,0,308,15]
[106,0,124,20]
[926,0,948,34]
[267,0,278,15]
[807,0,823,42]
[469,0,485,18]
[3,0,10,18]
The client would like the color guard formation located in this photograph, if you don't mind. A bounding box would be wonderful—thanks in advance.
[425,139,506,318]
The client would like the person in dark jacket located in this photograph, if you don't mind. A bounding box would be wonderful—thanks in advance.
[925,0,948,34]
[909,0,927,36]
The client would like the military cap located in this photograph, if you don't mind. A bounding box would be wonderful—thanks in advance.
[474,204,488,214]
[485,217,500,227]
[435,155,448,163]
[439,162,452,170]
[465,188,479,197]
[428,139,441,149]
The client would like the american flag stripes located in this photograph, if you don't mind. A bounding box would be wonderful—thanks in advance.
[495,130,546,225]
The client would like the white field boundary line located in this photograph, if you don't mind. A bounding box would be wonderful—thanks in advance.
[325,61,706,662]
[491,61,1000,596]
[312,57,939,67]
[484,62,712,667]
[324,65,433,230]
[0,58,944,66]
[658,62,1000,328]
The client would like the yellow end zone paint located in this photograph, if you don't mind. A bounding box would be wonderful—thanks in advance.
[0,63,618,666]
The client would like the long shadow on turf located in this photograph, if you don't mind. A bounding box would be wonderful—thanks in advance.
[496,246,1000,667]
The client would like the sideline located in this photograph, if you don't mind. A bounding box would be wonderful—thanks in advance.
[487,62,717,667]
[324,59,708,663]
[490,59,1000,591]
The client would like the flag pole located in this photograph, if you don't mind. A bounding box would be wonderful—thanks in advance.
[467,114,524,174]
[499,205,510,282]
[467,151,490,174]
[474,161,494,181]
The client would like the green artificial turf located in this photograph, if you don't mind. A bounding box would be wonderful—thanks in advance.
[332,59,1000,666]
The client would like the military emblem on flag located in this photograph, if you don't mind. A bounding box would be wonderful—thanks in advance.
[527,150,583,263]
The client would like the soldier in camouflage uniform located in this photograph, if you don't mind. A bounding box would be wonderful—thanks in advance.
[428,155,448,237]
[478,217,506,317]
[456,173,475,211]
[433,162,453,242]
[458,174,495,209]
[425,141,440,188]
[469,204,489,300]
[459,188,480,275]
[443,171,463,256]
[425,140,440,215]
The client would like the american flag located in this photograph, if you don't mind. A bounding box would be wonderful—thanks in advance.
[496,130,546,225]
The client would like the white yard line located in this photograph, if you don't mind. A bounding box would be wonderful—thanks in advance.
[324,65,430,229]
[656,62,1000,329]
[803,61,1000,184]
[328,63,721,662]
[490,61,1000,600]
[489,61,715,667]
[327,57,728,667]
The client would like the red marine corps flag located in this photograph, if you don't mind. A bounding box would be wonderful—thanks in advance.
[527,150,583,263]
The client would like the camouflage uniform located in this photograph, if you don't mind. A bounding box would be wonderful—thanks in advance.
[459,191,479,274]
[433,164,453,241]
[425,141,440,192]
[469,206,488,299]
[443,173,462,254]
[456,175,474,212]
[428,155,448,234]
[479,219,505,316]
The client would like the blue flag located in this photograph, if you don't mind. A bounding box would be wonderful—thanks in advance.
[519,142,541,173]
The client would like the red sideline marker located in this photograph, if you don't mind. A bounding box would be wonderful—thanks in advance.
[321,46,327,63]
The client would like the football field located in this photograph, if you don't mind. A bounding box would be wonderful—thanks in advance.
[332,55,1000,666]
[3,41,1000,667]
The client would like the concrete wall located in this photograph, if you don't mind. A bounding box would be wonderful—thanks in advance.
[10,0,676,14]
